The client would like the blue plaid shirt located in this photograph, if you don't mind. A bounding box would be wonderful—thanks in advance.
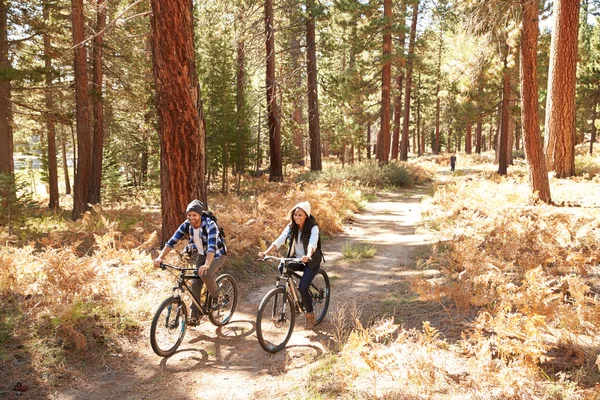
[165,216,226,258]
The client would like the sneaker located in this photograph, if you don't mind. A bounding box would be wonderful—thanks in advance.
[210,292,222,310]
[188,310,201,326]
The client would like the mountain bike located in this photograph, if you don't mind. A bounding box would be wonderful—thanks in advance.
[256,255,330,353]
[150,260,238,357]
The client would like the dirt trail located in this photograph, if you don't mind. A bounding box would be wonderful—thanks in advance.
[51,187,444,400]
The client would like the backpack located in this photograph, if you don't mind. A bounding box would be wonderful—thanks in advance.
[202,210,227,255]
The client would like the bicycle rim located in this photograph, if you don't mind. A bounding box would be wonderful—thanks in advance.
[150,297,187,357]
[310,269,330,325]
[208,274,238,326]
[256,288,295,353]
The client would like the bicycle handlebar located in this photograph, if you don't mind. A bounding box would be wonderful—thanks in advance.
[158,262,196,272]
[259,255,303,263]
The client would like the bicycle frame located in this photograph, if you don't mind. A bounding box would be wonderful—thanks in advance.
[162,264,209,314]
[264,256,307,314]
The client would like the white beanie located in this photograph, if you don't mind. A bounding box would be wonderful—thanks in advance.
[291,201,311,217]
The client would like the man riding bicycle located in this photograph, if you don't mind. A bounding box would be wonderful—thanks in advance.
[154,199,227,325]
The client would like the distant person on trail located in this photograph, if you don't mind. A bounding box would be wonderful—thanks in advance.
[154,199,227,325]
[258,201,324,330]
[450,154,457,172]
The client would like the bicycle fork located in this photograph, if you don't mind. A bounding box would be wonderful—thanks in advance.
[280,276,303,315]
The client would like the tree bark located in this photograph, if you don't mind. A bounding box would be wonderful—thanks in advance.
[498,52,510,175]
[60,126,71,195]
[150,0,207,244]
[0,0,13,176]
[43,4,59,209]
[290,35,304,165]
[544,0,579,177]
[465,124,472,154]
[71,0,92,220]
[591,92,598,155]
[89,0,106,205]
[520,0,551,203]
[400,1,418,161]
[265,0,283,181]
[392,1,407,160]
[306,0,322,171]
[434,25,443,155]
[377,0,392,164]
[476,119,482,154]
[367,123,371,159]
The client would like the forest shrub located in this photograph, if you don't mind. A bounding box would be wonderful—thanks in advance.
[298,160,430,189]
[416,169,600,383]
[0,174,37,235]
[575,154,600,179]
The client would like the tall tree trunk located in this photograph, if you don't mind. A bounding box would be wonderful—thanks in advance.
[256,101,262,172]
[476,119,482,154]
[150,0,207,244]
[0,0,12,176]
[544,0,579,177]
[590,92,598,155]
[60,126,71,195]
[306,0,322,171]
[89,0,106,205]
[140,132,148,184]
[498,52,510,176]
[377,0,392,164]
[400,1,418,161]
[236,16,249,172]
[392,0,407,160]
[71,0,92,220]
[465,124,472,154]
[434,25,443,155]
[367,123,372,159]
[520,0,551,203]
[43,4,59,209]
[265,0,283,181]
[416,71,422,156]
[290,35,304,165]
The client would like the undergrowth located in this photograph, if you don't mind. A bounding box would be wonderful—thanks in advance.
[0,168,372,387]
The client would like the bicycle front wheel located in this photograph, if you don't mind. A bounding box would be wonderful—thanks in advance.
[150,296,187,357]
[256,288,295,353]
[310,269,330,325]
[208,274,238,326]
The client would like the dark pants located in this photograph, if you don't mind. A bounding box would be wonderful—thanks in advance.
[288,263,320,313]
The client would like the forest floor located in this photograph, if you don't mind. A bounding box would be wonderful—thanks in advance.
[35,182,454,400]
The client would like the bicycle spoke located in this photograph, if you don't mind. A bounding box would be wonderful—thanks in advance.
[150,297,187,357]
[310,270,330,325]
[257,288,295,353]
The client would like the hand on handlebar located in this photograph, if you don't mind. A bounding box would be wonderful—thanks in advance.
[153,258,163,268]
[301,255,311,263]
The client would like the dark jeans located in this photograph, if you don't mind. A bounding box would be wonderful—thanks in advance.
[288,262,320,313]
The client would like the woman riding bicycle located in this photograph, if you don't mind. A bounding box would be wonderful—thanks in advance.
[258,201,324,330]
[154,199,227,325]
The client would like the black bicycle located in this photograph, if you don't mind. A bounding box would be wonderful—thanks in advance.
[150,261,238,357]
[256,256,330,353]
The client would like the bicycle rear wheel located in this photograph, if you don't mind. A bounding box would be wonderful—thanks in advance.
[256,288,295,353]
[208,274,238,326]
[310,269,330,325]
[150,296,187,357]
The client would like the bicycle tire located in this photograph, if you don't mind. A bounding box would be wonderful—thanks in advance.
[256,287,296,353]
[150,296,187,357]
[310,269,330,325]
[208,274,238,326]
